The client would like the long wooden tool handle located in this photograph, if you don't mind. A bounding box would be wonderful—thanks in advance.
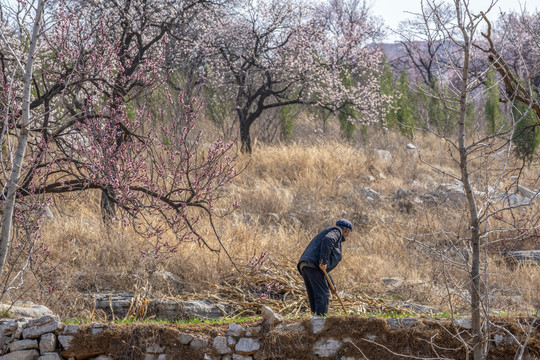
[322,268,348,314]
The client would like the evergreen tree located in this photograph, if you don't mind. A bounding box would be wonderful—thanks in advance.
[379,59,398,129]
[485,68,504,134]
[279,104,298,141]
[338,104,357,140]
[512,99,540,162]
[396,71,415,137]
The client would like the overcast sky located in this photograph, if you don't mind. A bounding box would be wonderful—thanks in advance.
[369,0,537,42]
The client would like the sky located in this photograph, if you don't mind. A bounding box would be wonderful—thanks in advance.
[369,0,537,42]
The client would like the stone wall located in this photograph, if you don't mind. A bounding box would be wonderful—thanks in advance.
[0,307,538,360]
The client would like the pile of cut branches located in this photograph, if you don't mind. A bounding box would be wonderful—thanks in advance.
[196,252,416,317]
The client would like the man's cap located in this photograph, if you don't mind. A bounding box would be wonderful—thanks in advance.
[336,219,353,230]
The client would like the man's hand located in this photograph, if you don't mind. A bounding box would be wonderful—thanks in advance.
[320,260,336,295]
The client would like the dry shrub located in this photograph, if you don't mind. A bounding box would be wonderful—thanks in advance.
[2,126,539,318]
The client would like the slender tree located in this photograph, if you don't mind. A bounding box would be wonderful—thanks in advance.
[396,1,540,359]
[0,0,45,286]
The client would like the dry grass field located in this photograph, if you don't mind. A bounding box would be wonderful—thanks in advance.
[3,119,539,321]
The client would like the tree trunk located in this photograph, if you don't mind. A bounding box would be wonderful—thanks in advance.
[0,0,45,281]
[239,118,252,153]
[100,190,116,224]
[456,4,486,357]
[237,96,268,153]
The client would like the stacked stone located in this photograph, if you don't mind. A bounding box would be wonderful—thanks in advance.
[0,316,62,360]
[0,308,522,360]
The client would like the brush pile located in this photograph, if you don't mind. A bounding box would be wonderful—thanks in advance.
[203,252,415,317]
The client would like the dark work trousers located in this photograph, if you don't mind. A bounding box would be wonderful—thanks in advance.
[300,266,330,315]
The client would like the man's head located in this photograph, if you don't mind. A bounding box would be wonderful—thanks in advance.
[336,219,353,238]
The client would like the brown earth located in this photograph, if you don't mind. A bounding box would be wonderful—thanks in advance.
[67,315,540,360]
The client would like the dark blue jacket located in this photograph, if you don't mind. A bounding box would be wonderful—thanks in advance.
[297,226,344,275]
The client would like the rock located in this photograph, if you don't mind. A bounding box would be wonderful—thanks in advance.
[90,293,230,320]
[38,354,62,360]
[62,325,79,335]
[381,277,403,288]
[235,338,260,356]
[386,317,417,330]
[91,323,109,336]
[178,333,193,345]
[398,303,440,315]
[420,193,437,206]
[41,206,54,220]
[312,338,342,358]
[190,336,208,349]
[310,316,326,334]
[22,316,61,339]
[1,320,20,336]
[227,323,245,337]
[492,151,506,159]
[39,333,57,353]
[58,335,74,350]
[453,318,472,329]
[150,270,185,292]
[2,350,40,360]
[386,319,400,330]
[260,306,282,327]
[395,188,408,199]
[232,354,252,360]
[517,185,536,199]
[244,326,261,337]
[504,250,540,268]
[91,293,133,318]
[9,339,38,351]
[0,334,9,349]
[94,356,113,360]
[0,305,54,319]
[213,336,232,355]
[146,344,165,353]
[435,183,466,204]
[12,322,24,341]
[493,333,514,347]
[176,299,228,319]
[359,187,380,202]
[406,143,416,150]
[401,317,418,327]
[275,322,304,332]
[375,150,392,162]
[503,193,531,206]
[227,336,236,348]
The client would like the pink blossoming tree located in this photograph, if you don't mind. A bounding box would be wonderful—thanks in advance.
[0,0,238,291]
[186,0,389,152]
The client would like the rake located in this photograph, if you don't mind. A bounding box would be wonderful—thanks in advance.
[322,268,348,314]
